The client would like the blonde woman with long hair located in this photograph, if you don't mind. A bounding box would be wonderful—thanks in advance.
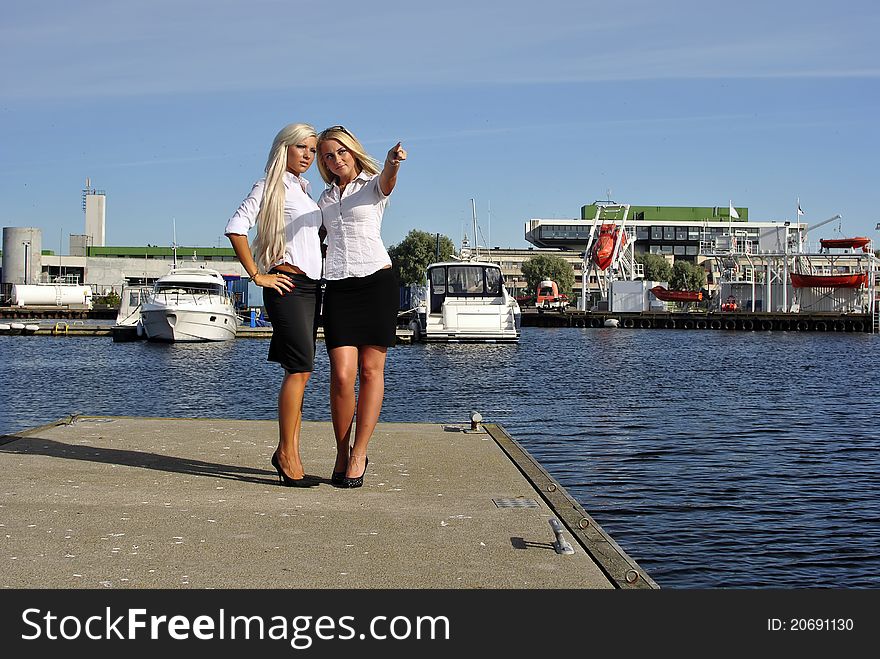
[316,125,407,488]
[225,122,323,487]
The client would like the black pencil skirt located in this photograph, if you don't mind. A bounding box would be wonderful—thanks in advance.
[262,273,321,373]
[322,267,398,349]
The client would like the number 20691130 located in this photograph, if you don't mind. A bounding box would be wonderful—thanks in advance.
[768,618,854,632]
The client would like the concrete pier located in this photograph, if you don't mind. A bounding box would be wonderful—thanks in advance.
[0,416,655,589]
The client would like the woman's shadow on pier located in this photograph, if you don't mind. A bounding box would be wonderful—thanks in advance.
[0,432,324,486]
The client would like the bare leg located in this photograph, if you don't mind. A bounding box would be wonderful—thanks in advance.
[328,346,359,473]
[277,370,311,479]
[347,345,387,478]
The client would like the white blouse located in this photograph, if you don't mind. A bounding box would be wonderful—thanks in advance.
[318,172,392,280]
[225,172,323,280]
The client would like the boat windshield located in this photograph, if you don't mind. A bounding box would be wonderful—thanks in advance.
[154,282,225,295]
[436,265,503,297]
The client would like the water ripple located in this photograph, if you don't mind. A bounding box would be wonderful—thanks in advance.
[1,327,879,588]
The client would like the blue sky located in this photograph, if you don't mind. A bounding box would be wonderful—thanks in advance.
[2,0,878,252]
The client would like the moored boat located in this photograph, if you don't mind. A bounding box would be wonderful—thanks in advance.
[4,322,40,335]
[140,267,238,342]
[413,260,521,343]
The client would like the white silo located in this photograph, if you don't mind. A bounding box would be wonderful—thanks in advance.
[2,227,43,285]
[83,178,106,247]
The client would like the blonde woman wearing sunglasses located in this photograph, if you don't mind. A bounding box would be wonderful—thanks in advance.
[316,126,407,488]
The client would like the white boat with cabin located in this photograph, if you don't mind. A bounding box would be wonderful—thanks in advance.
[140,267,238,342]
[413,260,521,343]
[114,285,149,328]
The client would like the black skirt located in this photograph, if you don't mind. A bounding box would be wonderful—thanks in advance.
[322,267,398,348]
[263,273,320,372]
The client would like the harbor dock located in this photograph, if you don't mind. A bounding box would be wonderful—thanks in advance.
[3,313,875,338]
[0,415,655,589]
[0,322,417,343]
[521,308,875,332]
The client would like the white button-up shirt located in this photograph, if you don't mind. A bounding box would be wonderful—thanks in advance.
[318,172,392,280]
[225,172,323,280]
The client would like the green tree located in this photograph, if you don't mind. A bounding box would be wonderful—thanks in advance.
[669,260,707,291]
[93,291,121,307]
[520,254,575,296]
[388,230,456,285]
[636,252,673,282]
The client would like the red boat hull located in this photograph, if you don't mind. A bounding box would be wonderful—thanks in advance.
[592,224,626,271]
[650,286,702,302]
[790,273,867,288]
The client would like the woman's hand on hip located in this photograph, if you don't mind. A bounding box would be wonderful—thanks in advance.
[254,272,295,294]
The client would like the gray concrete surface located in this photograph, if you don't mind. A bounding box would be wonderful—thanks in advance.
[0,416,649,589]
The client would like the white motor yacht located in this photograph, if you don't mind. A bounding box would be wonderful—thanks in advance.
[413,261,521,343]
[140,267,238,342]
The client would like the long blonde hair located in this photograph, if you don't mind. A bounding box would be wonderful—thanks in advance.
[252,123,317,272]
[316,126,379,186]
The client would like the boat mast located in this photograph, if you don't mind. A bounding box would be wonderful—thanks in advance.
[471,198,479,260]
[172,218,179,270]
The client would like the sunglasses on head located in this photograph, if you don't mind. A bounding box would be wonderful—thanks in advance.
[323,125,352,137]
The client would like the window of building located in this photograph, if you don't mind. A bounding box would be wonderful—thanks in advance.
[676,227,688,241]
[651,226,663,240]
[663,227,675,240]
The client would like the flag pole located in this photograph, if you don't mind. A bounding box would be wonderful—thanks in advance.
[796,197,803,254]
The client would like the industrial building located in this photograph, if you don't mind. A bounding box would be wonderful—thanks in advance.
[1,183,253,310]
[2,183,874,319]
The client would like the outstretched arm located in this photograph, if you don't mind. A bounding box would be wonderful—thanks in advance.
[379,141,407,196]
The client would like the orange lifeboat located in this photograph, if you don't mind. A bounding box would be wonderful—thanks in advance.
[720,296,738,312]
[790,272,867,288]
[592,224,626,271]
[650,286,702,302]
[819,237,870,250]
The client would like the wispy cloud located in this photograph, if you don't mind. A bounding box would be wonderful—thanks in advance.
[110,154,230,168]
[3,0,877,101]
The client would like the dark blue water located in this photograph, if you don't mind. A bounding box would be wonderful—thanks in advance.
[2,327,878,588]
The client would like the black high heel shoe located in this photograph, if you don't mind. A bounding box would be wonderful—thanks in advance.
[342,456,369,488]
[271,451,310,487]
[331,449,350,486]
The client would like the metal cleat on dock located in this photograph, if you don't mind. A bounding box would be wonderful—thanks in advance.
[549,518,575,555]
